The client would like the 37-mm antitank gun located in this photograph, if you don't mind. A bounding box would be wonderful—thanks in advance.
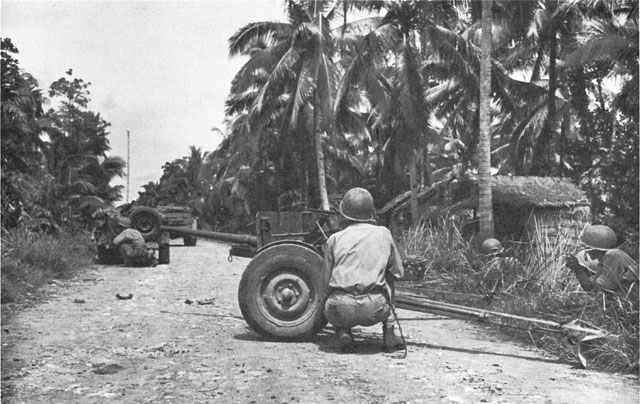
[138,209,605,367]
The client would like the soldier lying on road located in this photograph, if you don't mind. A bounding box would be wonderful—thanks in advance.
[113,227,158,267]
[92,209,157,267]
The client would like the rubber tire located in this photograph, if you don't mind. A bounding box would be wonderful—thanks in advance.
[238,243,328,341]
[184,236,198,246]
[128,206,163,241]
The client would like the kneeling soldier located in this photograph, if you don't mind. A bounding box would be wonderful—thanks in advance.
[324,187,405,353]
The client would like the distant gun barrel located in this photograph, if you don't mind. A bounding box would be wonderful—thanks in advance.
[160,226,258,247]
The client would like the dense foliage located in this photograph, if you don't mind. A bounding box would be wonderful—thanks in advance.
[1,39,124,231]
[200,0,638,237]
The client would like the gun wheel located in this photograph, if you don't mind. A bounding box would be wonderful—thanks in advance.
[238,243,327,341]
[128,206,163,241]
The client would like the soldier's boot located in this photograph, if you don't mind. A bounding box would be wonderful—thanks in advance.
[382,322,405,353]
[336,327,356,353]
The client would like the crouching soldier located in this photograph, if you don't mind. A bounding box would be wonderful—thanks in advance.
[113,227,158,267]
[566,225,638,305]
[324,187,405,353]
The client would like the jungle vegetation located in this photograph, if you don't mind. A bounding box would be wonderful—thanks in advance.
[3,1,637,237]
[2,1,638,371]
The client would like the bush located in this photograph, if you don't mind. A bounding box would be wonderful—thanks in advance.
[396,218,639,373]
[1,227,94,303]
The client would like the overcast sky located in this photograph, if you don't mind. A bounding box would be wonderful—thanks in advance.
[1,0,286,203]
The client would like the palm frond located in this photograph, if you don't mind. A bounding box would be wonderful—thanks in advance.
[230,41,290,94]
[564,34,635,68]
[290,58,316,128]
[395,42,429,135]
[334,22,400,114]
[426,24,479,80]
[228,21,291,57]
[252,48,299,115]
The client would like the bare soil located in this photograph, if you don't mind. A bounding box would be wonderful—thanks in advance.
[2,240,638,403]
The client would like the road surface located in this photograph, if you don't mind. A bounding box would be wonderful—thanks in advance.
[2,239,638,403]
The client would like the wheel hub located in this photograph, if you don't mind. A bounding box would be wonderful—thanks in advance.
[261,272,313,321]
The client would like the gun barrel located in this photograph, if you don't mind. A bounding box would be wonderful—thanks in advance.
[160,226,258,247]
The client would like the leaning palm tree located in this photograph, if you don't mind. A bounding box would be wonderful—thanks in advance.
[228,0,342,210]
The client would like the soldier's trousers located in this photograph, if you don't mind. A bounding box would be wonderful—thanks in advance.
[324,291,391,329]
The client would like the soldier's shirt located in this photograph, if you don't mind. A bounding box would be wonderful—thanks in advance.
[596,249,639,290]
[324,222,404,295]
[113,228,146,247]
[576,248,639,290]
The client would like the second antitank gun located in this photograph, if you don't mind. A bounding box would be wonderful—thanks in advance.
[144,209,605,367]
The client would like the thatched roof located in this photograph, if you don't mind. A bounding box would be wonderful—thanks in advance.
[381,175,590,219]
[480,176,590,209]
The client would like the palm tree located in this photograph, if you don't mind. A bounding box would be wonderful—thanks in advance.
[564,0,638,123]
[228,0,341,210]
[478,0,495,241]
[335,1,438,222]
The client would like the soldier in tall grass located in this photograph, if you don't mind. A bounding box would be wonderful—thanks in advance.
[566,225,639,306]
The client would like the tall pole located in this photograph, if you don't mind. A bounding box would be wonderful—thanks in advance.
[126,130,130,203]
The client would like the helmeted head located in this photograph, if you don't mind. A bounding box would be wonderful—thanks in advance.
[339,187,375,222]
[480,238,503,255]
[580,225,617,250]
[92,208,130,229]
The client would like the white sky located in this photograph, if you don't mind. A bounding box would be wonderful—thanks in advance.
[1,0,287,202]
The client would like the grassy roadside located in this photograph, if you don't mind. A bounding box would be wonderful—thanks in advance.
[396,218,639,373]
[1,228,95,304]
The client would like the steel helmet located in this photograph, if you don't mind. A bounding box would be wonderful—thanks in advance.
[580,225,617,250]
[339,187,375,222]
[480,238,503,255]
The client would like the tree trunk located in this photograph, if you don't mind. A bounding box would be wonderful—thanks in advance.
[313,91,330,210]
[409,150,419,225]
[315,129,330,210]
[478,0,495,241]
[531,7,558,176]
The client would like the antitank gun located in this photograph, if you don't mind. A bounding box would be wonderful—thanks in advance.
[137,209,605,367]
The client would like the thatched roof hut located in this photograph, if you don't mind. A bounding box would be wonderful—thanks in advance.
[453,176,591,242]
[380,175,591,243]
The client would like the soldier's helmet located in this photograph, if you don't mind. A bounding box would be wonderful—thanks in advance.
[92,208,130,228]
[580,225,617,250]
[480,238,503,255]
[339,187,375,222]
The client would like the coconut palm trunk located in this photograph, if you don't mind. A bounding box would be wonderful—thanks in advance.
[478,0,495,241]
[313,91,330,211]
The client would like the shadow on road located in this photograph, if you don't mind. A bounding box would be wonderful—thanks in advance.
[409,340,567,365]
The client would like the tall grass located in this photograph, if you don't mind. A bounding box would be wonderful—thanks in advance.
[1,227,94,303]
[396,218,639,373]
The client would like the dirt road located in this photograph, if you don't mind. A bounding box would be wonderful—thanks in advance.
[2,240,638,403]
